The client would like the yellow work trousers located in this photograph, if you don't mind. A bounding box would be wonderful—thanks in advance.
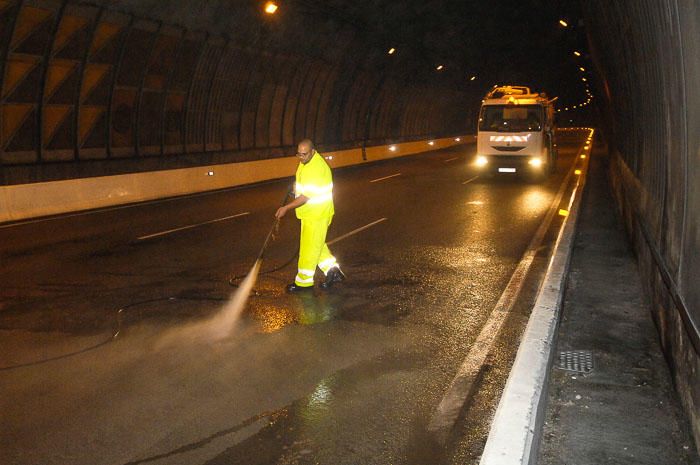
[295,216,337,287]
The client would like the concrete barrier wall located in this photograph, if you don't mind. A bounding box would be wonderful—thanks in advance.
[0,135,472,223]
[585,0,700,449]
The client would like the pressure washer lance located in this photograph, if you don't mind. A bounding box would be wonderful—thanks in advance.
[228,186,294,287]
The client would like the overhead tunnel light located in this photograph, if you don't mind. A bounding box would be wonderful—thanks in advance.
[470,76,476,81]
[579,67,586,72]
[264,1,278,14]
[388,47,396,55]
[574,51,581,57]
[559,19,568,27]
[436,65,444,71]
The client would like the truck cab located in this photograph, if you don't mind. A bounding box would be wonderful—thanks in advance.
[475,85,557,179]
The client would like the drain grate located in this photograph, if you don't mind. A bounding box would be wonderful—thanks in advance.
[557,350,594,373]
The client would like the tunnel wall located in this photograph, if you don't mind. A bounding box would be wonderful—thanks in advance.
[0,0,474,185]
[585,0,700,448]
[0,135,471,222]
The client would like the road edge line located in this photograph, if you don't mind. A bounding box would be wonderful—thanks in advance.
[478,135,592,465]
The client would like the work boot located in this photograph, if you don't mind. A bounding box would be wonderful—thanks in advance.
[320,267,346,289]
[286,283,313,293]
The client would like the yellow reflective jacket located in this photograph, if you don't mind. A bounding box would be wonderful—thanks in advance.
[294,151,334,219]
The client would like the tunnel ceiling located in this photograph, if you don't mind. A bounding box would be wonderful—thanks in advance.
[0,0,592,182]
[92,0,590,105]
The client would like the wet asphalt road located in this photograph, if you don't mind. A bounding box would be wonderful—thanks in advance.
[1,131,588,465]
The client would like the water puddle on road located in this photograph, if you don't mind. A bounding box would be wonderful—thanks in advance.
[245,283,412,333]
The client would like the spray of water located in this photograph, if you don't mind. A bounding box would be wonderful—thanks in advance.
[206,259,261,340]
[156,259,261,348]
[156,211,287,349]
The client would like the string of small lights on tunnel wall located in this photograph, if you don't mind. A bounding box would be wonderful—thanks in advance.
[0,0,472,180]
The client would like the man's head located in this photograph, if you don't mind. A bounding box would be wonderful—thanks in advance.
[296,139,315,164]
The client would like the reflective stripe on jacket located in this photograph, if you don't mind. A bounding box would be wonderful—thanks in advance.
[295,151,334,219]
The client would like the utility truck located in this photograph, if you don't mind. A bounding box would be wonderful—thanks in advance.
[475,85,557,179]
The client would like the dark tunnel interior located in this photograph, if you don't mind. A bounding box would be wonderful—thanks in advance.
[0,0,698,451]
[0,0,594,182]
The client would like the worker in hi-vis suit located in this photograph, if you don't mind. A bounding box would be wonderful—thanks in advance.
[275,139,345,292]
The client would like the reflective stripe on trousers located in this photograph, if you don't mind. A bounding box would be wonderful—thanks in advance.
[295,215,337,287]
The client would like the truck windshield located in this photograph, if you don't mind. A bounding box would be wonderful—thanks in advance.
[479,105,543,132]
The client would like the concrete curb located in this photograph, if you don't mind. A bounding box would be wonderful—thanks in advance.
[478,132,593,465]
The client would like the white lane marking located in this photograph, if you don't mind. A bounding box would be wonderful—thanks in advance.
[444,157,459,163]
[369,173,401,183]
[327,218,387,246]
[462,175,480,185]
[427,160,578,444]
[137,212,250,240]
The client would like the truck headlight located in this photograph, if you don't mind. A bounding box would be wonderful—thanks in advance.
[528,157,543,167]
[475,155,488,167]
